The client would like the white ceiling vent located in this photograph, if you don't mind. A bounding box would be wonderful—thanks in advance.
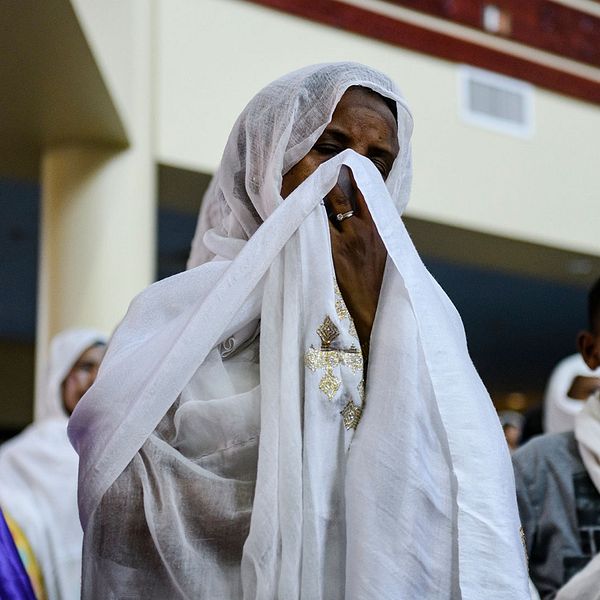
[458,65,535,138]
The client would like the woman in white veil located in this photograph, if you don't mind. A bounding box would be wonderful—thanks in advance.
[70,63,530,599]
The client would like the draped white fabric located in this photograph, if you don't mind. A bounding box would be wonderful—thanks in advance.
[543,353,599,434]
[555,551,600,600]
[563,391,600,599]
[69,63,529,599]
[0,328,106,600]
[575,391,600,496]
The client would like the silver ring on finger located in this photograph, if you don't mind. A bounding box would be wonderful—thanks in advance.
[336,210,354,222]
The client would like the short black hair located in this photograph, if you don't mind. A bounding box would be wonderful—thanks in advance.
[588,276,600,332]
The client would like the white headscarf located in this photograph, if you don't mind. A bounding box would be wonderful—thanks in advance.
[544,353,600,434]
[34,328,107,423]
[0,328,106,600]
[70,63,529,599]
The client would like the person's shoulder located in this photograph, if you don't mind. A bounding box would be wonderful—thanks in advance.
[0,419,69,463]
[514,430,576,461]
[513,431,580,477]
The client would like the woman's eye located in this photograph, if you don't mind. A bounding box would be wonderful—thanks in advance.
[314,144,341,156]
[372,159,389,178]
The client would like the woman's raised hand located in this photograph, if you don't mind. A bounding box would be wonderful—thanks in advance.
[326,166,387,359]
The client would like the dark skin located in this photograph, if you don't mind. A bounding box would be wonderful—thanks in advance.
[567,376,600,400]
[281,87,399,360]
[62,344,105,415]
[577,319,600,373]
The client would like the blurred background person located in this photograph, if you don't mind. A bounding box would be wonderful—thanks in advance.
[499,410,525,452]
[513,277,600,599]
[0,329,106,600]
[543,353,600,434]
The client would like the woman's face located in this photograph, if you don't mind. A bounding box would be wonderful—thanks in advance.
[62,343,106,415]
[281,86,399,198]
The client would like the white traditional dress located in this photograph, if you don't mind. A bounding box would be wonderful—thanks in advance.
[0,329,107,600]
[69,63,530,599]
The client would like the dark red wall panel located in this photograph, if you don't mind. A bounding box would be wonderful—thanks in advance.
[384,0,600,67]
[245,0,600,106]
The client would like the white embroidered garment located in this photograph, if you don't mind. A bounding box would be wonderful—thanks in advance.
[69,63,529,599]
[543,353,599,434]
[0,329,107,600]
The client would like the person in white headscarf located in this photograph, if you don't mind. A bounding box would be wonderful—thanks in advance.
[0,329,106,600]
[514,277,600,599]
[499,410,525,452]
[69,63,529,599]
[543,353,600,434]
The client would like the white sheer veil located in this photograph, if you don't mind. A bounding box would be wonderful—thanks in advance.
[70,62,530,599]
[187,63,412,269]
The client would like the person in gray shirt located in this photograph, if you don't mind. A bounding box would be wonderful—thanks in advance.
[514,429,600,598]
[513,277,600,599]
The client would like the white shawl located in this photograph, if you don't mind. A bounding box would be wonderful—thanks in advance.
[69,63,529,599]
[555,390,600,599]
[575,390,600,495]
[0,328,107,600]
[555,551,600,600]
[544,353,599,434]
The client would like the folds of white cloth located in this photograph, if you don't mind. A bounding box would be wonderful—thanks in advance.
[576,391,600,496]
[69,151,530,599]
[0,418,81,600]
[555,551,600,600]
[544,354,599,434]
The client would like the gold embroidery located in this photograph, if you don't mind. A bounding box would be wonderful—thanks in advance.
[358,379,365,403]
[304,346,362,372]
[341,400,362,430]
[520,526,529,566]
[334,281,358,340]
[304,344,363,401]
[335,298,349,322]
[317,315,339,349]
[319,370,341,400]
[343,349,363,374]
[304,316,364,402]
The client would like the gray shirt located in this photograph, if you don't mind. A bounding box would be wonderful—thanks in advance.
[513,431,600,599]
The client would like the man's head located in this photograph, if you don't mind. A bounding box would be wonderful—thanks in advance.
[577,277,600,371]
[61,342,106,415]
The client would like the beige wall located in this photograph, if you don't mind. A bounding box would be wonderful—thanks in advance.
[34,0,156,390]
[70,0,138,135]
[155,0,600,255]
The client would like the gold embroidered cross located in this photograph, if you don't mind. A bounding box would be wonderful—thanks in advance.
[341,400,362,430]
[304,316,363,401]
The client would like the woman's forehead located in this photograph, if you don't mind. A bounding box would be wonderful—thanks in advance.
[321,87,399,153]
[332,87,397,126]
[337,85,397,120]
